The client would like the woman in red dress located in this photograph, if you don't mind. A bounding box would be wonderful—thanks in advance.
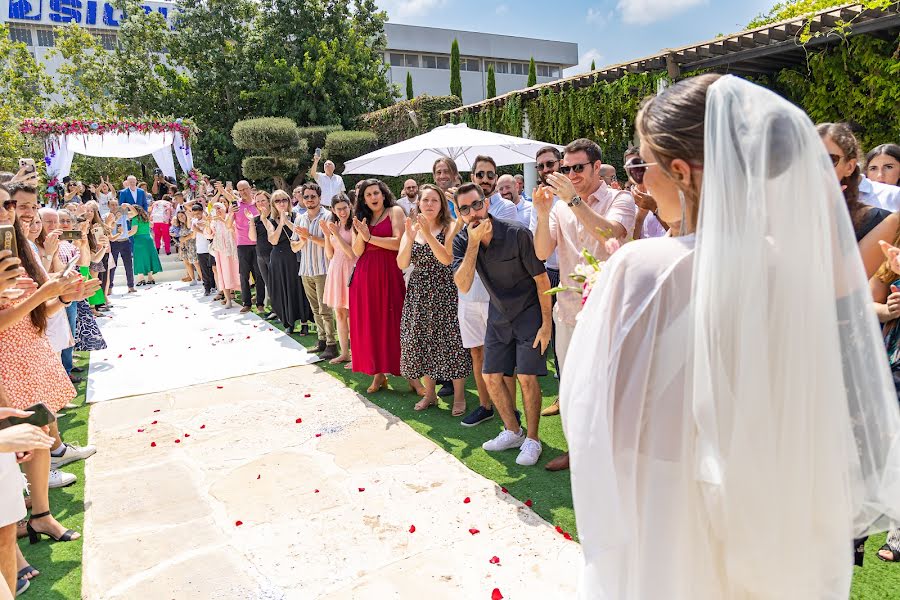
[349,180,426,396]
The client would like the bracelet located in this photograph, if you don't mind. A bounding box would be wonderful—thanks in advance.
[365,234,372,243]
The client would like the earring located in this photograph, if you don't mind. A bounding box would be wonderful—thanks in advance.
[678,189,687,235]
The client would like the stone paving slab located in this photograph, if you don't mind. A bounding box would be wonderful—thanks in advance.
[83,366,581,599]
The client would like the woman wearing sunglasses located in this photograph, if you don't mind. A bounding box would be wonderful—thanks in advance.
[562,74,900,598]
[624,154,668,240]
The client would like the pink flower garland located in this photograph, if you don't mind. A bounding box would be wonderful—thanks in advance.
[19,118,195,142]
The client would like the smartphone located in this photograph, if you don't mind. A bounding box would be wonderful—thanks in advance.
[18,158,35,174]
[314,147,322,158]
[61,255,79,277]
[4,403,57,428]
[60,230,82,241]
[226,181,233,190]
[0,224,16,259]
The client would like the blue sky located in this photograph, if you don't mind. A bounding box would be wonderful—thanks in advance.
[377,0,779,75]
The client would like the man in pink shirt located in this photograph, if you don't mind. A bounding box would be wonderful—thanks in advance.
[533,138,637,471]
[230,180,263,313]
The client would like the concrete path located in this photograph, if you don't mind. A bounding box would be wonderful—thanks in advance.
[82,365,581,599]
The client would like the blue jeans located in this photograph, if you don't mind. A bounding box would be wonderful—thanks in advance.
[60,301,78,374]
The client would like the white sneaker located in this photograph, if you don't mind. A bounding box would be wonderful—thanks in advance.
[515,438,543,466]
[48,469,77,489]
[50,443,97,469]
[482,428,525,452]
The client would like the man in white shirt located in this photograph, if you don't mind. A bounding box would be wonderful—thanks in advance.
[470,155,517,221]
[498,174,532,227]
[397,179,419,215]
[860,176,900,212]
[309,156,345,207]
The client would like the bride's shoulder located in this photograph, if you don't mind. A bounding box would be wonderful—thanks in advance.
[610,235,695,278]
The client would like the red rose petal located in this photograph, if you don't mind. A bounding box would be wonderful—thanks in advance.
[295,418,302,423]
[555,525,564,534]
[463,497,471,504]
[137,428,144,433]
[153,409,160,413]
[235,520,243,526]
[492,589,503,600]
[150,442,156,447]
[409,525,416,533]
[304,393,311,398]
[256,474,261,480]
[200,424,206,429]
[246,336,250,339]
[216,386,223,389]
[524,499,533,507]
[358,487,365,492]
[468,528,480,535]
[563,532,573,540]
[129,347,136,350]
[489,556,500,565]
[117,354,123,358]
[314,489,320,493]
[315,433,322,438]
[184,433,190,438]
[174,439,181,444]
[500,487,508,494]
[151,420,158,425]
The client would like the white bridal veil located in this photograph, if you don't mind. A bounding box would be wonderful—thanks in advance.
[561,75,900,599]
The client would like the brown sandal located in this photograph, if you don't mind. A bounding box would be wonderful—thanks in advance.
[414,396,437,411]
[451,397,467,417]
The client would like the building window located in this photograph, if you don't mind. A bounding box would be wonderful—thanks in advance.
[389,53,405,67]
[8,27,32,45]
[99,34,117,51]
[404,54,419,68]
[537,64,550,77]
[550,66,561,78]
[35,29,55,47]
[436,56,450,69]
[510,62,526,75]
[495,61,509,74]
[422,55,436,69]
[461,58,480,72]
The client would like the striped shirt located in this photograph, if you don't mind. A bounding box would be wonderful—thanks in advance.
[293,208,331,277]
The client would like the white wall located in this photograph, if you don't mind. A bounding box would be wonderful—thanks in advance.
[389,66,557,104]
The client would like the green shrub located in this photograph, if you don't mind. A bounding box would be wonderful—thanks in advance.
[355,95,462,147]
[232,117,300,151]
[296,125,344,154]
[241,156,301,181]
[323,130,379,173]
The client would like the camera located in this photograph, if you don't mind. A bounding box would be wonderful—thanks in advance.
[153,168,163,176]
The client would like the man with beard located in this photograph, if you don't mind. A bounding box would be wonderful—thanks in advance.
[470,156,517,221]
[397,179,419,215]
[497,174,531,227]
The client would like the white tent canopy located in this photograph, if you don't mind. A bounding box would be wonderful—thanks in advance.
[342,123,561,176]
[44,130,194,181]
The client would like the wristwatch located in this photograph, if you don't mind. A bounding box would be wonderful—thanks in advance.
[567,196,583,208]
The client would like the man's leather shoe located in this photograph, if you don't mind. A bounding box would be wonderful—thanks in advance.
[545,452,569,471]
[541,400,560,417]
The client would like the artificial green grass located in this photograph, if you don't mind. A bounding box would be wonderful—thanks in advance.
[18,351,89,599]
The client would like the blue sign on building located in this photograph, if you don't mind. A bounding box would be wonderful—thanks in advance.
[7,0,171,27]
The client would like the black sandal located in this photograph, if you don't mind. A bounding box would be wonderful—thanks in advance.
[27,511,79,544]
[877,543,900,562]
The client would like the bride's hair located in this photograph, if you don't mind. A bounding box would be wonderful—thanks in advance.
[636,73,722,230]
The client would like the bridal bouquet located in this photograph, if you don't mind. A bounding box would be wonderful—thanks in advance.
[547,236,623,305]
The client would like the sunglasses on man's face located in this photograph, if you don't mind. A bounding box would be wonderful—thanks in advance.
[302,195,318,200]
[829,153,843,167]
[457,199,486,216]
[535,159,559,171]
[624,159,657,185]
[474,171,496,180]
[558,162,592,175]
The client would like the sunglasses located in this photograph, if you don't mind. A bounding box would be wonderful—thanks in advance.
[535,159,559,171]
[302,195,318,200]
[274,199,290,203]
[624,159,658,185]
[558,162,591,175]
[474,171,496,180]
[456,199,486,215]
[829,153,843,167]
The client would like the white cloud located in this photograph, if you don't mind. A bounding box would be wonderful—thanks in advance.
[617,0,706,26]
[563,48,603,77]
[378,0,448,19]
[586,7,608,25]
[496,4,509,15]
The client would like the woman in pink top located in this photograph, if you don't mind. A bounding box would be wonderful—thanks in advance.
[207,202,240,309]
[149,194,174,255]
[322,194,357,364]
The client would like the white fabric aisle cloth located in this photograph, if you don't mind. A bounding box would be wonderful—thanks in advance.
[87,281,320,403]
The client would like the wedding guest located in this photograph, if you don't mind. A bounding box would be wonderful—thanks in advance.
[309,156,346,208]
[123,205,160,286]
[433,157,458,193]
[470,155,517,221]
[262,192,308,333]
[107,200,136,294]
[118,176,148,211]
[349,179,421,394]
[497,174,531,226]
[397,179,419,215]
[398,184,471,414]
[207,202,239,309]
[866,143,900,187]
[148,194,174,255]
[322,194,356,364]
[230,181,264,314]
[172,210,199,284]
[248,191,273,314]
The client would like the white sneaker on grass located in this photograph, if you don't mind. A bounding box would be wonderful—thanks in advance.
[515,438,543,466]
[48,469,76,489]
[482,428,525,452]
[50,443,97,469]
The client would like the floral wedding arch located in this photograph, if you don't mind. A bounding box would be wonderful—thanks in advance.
[19,117,197,200]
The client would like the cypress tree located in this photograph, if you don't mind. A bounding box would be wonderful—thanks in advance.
[406,72,414,100]
[450,39,462,99]
[590,59,596,71]
[527,57,537,86]
[486,64,496,98]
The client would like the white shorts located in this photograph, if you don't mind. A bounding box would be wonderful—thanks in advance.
[458,301,489,349]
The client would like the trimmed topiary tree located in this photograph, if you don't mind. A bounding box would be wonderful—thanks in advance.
[450,39,462,100]
[527,57,537,86]
[486,64,497,98]
[231,117,306,190]
[323,130,379,174]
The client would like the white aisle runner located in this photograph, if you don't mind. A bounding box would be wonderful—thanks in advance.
[87,281,320,403]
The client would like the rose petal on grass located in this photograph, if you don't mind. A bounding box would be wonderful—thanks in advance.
[500,487,508,494]
[524,499,533,507]
[555,525,564,534]
[563,532,573,540]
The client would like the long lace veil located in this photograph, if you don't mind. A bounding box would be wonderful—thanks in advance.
[691,75,900,594]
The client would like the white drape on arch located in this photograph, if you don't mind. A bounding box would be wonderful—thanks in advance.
[44,130,194,181]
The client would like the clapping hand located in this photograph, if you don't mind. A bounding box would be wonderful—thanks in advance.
[546,172,577,203]
[352,216,370,240]
[880,241,900,276]
[532,185,554,214]
[244,209,254,221]
[415,214,433,237]
[403,216,419,237]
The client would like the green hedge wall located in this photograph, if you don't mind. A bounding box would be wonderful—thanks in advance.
[355,95,462,147]
[323,130,379,174]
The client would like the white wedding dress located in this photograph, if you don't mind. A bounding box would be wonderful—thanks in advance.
[561,76,900,599]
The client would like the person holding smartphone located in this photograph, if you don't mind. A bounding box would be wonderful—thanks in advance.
[309,152,345,209]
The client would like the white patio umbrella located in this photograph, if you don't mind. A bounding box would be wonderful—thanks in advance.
[342,123,561,176]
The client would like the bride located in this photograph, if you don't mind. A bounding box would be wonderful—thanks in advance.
[561,74,900,599]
